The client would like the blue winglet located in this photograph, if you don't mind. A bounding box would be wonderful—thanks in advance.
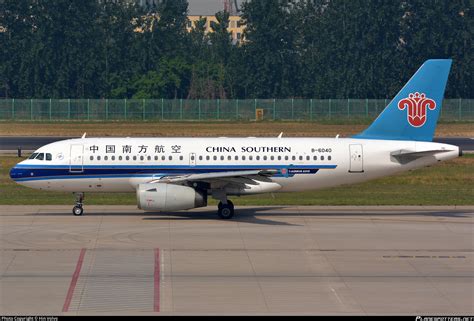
[353,59,452,141]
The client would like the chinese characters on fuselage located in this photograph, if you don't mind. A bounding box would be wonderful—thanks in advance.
[88,144,182,154]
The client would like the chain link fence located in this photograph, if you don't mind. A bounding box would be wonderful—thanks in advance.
[0,99,472,121]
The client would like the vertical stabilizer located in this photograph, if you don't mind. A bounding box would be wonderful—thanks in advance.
[354,59,452,141]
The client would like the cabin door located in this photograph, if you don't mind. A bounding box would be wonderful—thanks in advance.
[349,144,364,173]
[69,144,84,173]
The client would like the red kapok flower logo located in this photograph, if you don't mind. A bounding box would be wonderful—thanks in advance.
[398,92,436,127]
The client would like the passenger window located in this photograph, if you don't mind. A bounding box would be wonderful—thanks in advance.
[235,156,238,160]
[220,156,224,161]
[46,153,52,161]
[328,155,332,161]
[292,156,296,161]
[299,156,303,161]
[271,156,275,161]
[97,156,101,161]
[313,155,317,160]
[306,156,310,161]
[155,156,158,161]
[162,156,166,161]
[321,155,325,160]
[119,156,123,161]
[126,156,130,161]
[228,155,232,161]
[36,153,44,160]
[180,156,184,161]
[90,156,94,161]
[256,156,260,161]
[169,156,172,161]
[277,156,281,161]
[263,156,267,161]
[147,156,151,161]
[104,156,108,161]
[29,153,38,159]
[242,156,246,161]
[249,156,253,161]
[206,155,210,161]
[133,156,137,161]
[285,156,289,161]
[140,156,144,161]
[112,156,115,161]
[199,156,203,161]
[213,156,217,161]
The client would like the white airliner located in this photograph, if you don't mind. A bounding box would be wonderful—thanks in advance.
[10,59,461,219]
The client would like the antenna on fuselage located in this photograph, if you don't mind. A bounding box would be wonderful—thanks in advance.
[81,132,87,139]
[278,132,283,139]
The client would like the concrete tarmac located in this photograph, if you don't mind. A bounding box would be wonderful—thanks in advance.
[0,205,473,315]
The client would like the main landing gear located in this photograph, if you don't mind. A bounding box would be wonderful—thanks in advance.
[72,192,84,216]
[213,190,235,219]
[217,200,234,219]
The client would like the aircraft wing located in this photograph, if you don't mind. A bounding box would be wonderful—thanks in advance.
[148,169,279,186]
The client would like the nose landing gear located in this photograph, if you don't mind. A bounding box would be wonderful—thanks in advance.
[72,192,84,216]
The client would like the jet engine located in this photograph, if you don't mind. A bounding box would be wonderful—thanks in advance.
[137,183,207,211]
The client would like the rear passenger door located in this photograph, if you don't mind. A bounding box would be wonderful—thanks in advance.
[349,144,364,173]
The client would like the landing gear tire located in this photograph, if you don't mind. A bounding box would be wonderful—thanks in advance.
[73,192,85,216]
[217,201,234,219]
[73,206,83,216]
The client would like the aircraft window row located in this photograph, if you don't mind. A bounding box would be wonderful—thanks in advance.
[28,153,52,161]
[88,155,332,161]
[194,155,332,161]
[89,155,187,161]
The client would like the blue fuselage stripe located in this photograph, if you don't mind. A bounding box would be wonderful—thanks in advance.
[11,164,337,182]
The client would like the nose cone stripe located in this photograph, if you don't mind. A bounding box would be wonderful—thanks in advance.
[9,166,27,180]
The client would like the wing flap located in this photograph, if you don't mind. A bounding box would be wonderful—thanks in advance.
[149,169,279,184]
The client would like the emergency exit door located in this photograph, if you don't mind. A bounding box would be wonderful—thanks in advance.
[349,144,364,173]
[189,153,196,167]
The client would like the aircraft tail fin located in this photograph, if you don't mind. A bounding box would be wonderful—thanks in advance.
[353,59,452,141]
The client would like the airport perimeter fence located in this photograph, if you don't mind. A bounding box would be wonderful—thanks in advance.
[0,98,472,122]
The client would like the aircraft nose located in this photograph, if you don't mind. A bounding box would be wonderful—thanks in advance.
[9,165,24,180]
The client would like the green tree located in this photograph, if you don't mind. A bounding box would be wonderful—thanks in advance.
[238,0,300,98]
[400,0,472,97]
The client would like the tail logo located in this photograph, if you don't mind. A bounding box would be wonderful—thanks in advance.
[398,92,436,127]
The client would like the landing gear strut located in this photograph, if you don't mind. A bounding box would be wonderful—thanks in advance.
[217,200,234,219]
[72,192,84,216]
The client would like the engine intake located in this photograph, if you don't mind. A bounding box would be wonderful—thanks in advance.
[137,183,207,211]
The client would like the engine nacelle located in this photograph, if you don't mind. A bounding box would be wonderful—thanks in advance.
[137,183,207,211]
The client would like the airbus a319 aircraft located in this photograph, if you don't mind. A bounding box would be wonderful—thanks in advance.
[10,59,461,219]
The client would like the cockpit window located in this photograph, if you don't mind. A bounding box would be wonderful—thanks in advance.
[36,153,44,160]
[46,153,52,161]
[29,153,38,159]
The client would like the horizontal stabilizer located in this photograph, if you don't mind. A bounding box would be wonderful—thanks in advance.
[390,149,451,164]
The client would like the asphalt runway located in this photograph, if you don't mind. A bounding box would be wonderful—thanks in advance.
[1,136,473,153]
[1,205,472,315]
